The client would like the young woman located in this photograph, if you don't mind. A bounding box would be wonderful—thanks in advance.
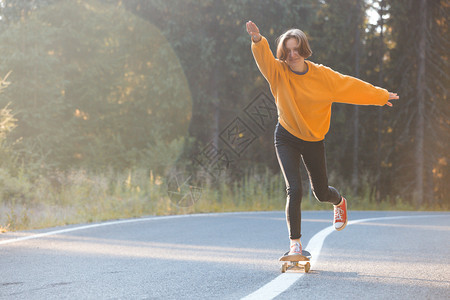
[246,21,399,256]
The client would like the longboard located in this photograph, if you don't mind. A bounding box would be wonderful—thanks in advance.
[279,250,311,273]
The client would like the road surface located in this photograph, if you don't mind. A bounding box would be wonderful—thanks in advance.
[1,211,449,299]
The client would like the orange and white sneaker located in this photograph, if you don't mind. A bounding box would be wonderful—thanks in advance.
[334,197,348,231]
[288,241,302,256]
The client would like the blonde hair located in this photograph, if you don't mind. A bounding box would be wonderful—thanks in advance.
[276,29,312,60]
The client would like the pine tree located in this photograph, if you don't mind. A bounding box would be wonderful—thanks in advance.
[387,0,449,206]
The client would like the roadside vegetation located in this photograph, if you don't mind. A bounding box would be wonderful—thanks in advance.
[1,168,446,232]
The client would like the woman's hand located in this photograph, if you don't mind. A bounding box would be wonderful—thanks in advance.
[246,21,261,42]
[386,92,399,107]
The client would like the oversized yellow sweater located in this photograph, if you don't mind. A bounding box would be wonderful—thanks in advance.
[252,36,389,142]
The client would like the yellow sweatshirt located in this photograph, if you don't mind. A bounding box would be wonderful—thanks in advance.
[251,36,389,142]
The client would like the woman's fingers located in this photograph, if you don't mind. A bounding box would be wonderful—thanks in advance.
[389,92,399,100]
[246,20,259,35]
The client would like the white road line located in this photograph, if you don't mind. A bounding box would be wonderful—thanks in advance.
[0,212,256,246]
[0,215,184,245]
[241,214,447,300]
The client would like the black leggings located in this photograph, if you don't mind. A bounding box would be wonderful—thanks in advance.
[274,123,341,240]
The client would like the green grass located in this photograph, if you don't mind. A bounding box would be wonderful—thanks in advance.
[0,168,447,232]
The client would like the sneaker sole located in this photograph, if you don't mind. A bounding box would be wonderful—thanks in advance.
[335,220,348,231]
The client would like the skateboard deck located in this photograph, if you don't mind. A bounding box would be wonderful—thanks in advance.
[279,250,311,273]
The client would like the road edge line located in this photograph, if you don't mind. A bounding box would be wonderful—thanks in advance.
[0,211,271,246]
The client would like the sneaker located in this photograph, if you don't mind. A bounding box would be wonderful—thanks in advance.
[288,241,302,256]
[334,197,348,231]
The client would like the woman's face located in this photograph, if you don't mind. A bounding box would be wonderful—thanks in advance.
[285,38,303,66]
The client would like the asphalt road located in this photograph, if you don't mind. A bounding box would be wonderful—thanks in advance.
[1,211,449,299]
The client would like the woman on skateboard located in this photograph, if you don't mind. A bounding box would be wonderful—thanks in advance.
[246,21,399,256]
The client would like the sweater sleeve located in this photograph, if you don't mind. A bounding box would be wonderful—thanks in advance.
[251,36,282,85]
[322,66,389,106]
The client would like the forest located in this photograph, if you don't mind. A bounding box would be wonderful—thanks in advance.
[0,0,448,230]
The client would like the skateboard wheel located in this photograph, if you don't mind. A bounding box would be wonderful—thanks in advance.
[304,262,311,273]
[281,263,287,273]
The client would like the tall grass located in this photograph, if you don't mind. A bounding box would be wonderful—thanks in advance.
[0,167,447,232]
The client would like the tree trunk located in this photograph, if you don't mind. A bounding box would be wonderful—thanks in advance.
[212,68,220,148]
[351,0,362,193]
[376,0,386,202]
[414,0,427,207]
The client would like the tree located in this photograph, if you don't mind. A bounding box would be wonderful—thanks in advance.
[0,71,14,144]
[0,0,191,172]
[0,71,16,172]
[364,0,391,202]
[124,0,319,177]
[0,0,57,27]
[387,0,449,206]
